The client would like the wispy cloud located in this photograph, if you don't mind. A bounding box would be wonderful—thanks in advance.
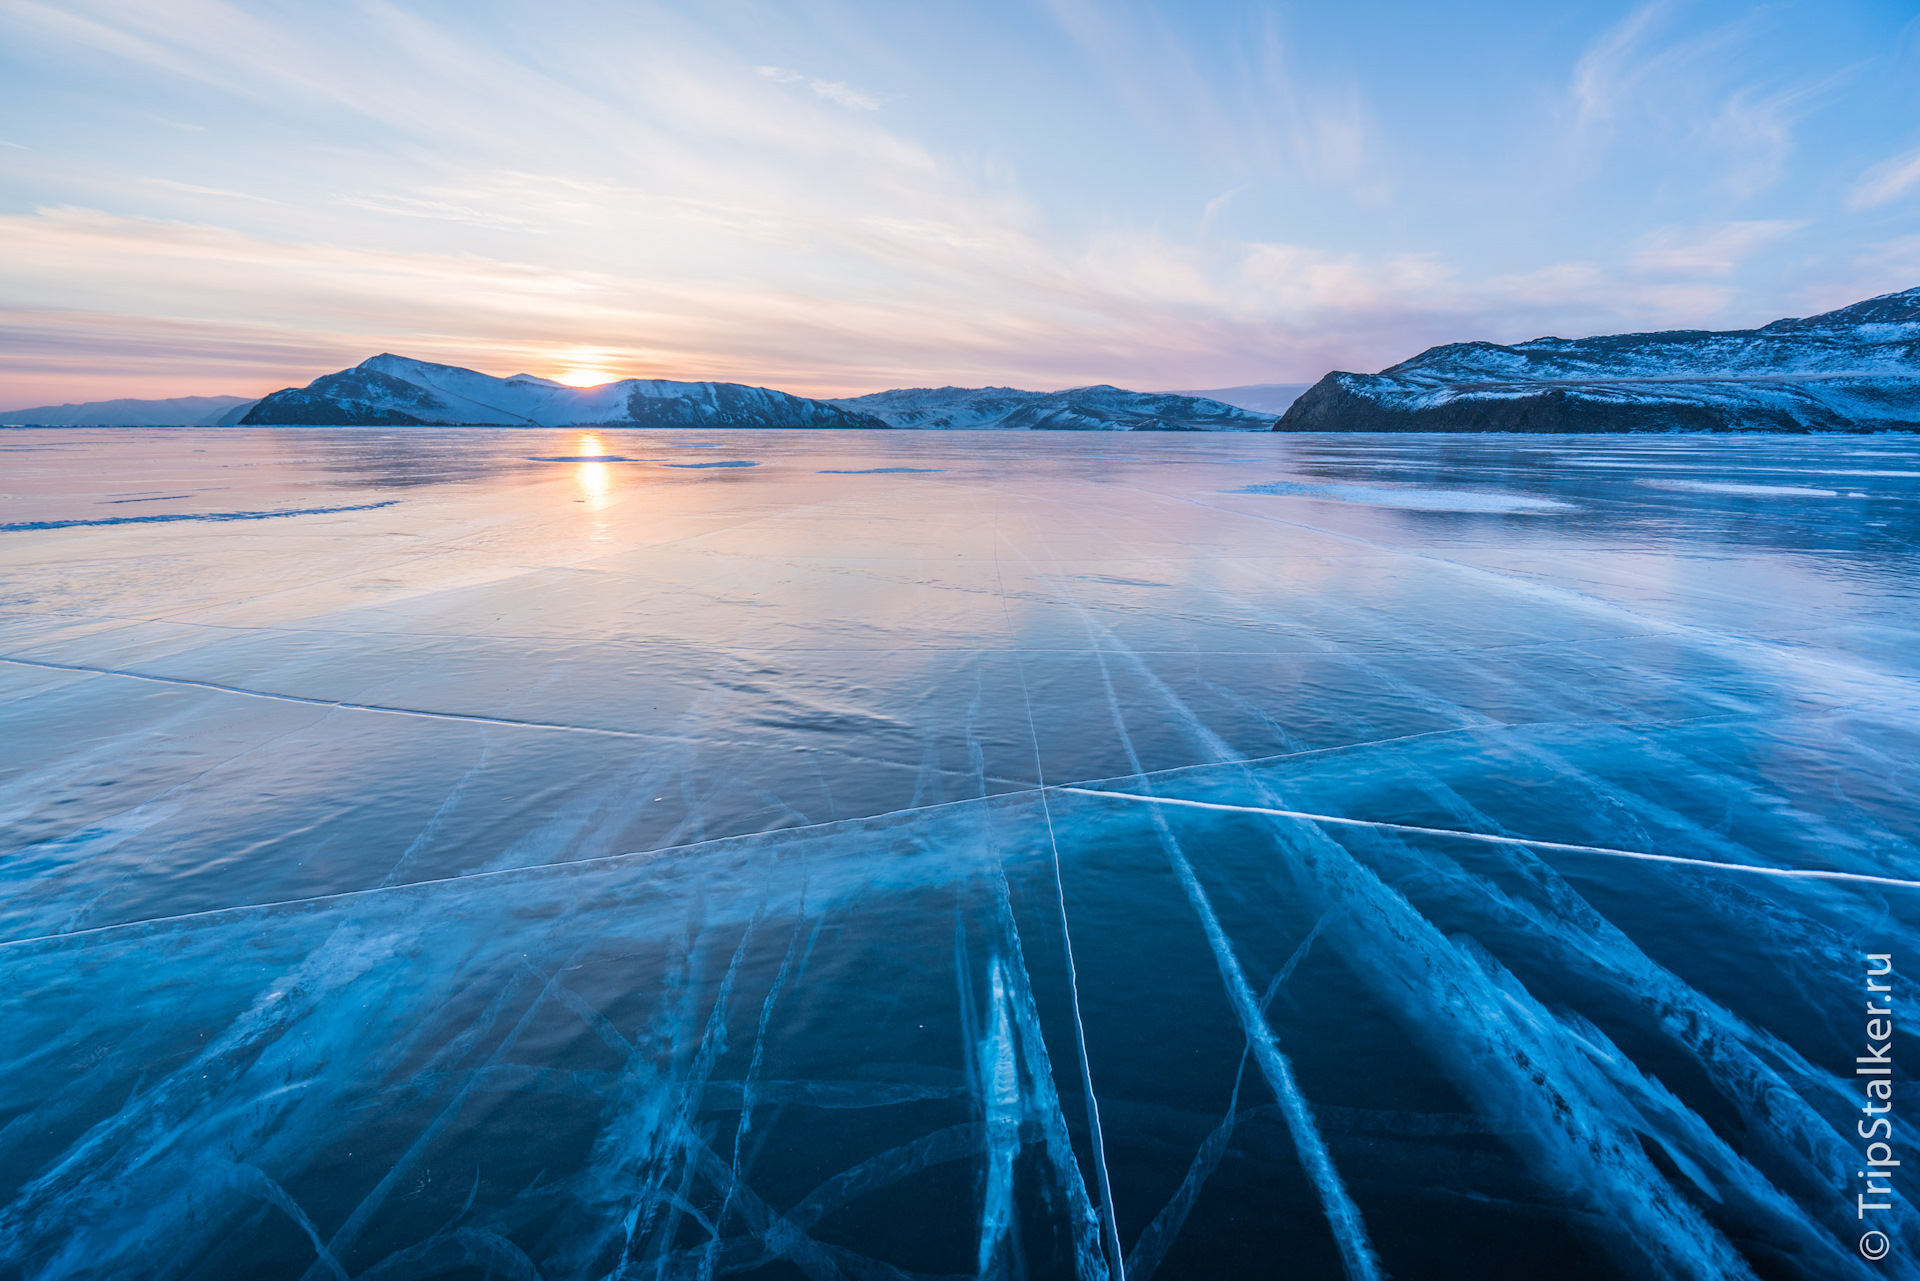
[1564,2,1839,196]
[148,178,282,205]
[1040,0,1387,200]
[1571,1,1671,125]
[1849,147,1920,209]
[1792,234,1920,316]
[1198,185,1245,236]
[334,192,543,231]
[1629,221,1805,277]
[756,65,878,111]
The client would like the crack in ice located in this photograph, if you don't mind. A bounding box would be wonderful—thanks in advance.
[1058,789,1920,890]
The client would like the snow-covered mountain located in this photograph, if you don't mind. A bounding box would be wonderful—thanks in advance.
[242,355,889,428]
[1277,286,1920,433]
[828,385,1275,430]
[0,394,258,426]
[20,361,1276,433]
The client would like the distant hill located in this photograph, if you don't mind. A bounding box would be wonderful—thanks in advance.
[242,355,888,428]
[1169,383,1313,415]
[0,395,257,426]
[828,385,1275,431]
[1277,286,1920,433]
[14,363,1283,432]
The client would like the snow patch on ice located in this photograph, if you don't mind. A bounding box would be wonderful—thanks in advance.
[1230,481,1572,512]
[1639,480,1839,497]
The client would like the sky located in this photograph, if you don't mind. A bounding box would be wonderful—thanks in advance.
[2,0,1919,406]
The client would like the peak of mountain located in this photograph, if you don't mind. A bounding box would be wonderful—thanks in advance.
[1759,285,1920,332]
[829,384,1274,431]
[1278,285,1920,433]
[241,357,890,429]
[0,394,258,427]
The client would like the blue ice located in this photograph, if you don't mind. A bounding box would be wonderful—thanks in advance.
[2,428,1917,1280]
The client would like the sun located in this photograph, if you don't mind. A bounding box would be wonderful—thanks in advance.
[546,347,623,387]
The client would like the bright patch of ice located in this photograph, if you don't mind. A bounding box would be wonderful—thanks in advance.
[1230,480,1572,512]
[1639,480,1839,497]
[526,454,637,462]
[1561,460,1743,470]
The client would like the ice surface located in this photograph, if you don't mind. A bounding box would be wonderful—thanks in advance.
[2,428,1919,1279]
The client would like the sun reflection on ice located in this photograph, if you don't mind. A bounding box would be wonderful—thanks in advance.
[574,433,612,512]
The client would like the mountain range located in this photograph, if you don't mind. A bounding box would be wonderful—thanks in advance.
[827,385,1274,430]
[237,355,889,429]
[1277,285,1920,433]
[0,357,1271,431]
[0,394,258,426]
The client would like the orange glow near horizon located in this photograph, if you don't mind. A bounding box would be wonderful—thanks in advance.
[554,368,614,387]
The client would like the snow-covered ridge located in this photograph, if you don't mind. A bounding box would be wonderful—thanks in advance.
[828,384,1275,431]
[236,358,1277,431]
[1278,285,1920,433]
[241,355,889,429]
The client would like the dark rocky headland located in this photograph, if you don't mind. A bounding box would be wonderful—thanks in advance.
[1279,286,1920,433]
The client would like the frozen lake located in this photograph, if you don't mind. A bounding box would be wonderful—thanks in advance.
[3,427,1918,1280]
